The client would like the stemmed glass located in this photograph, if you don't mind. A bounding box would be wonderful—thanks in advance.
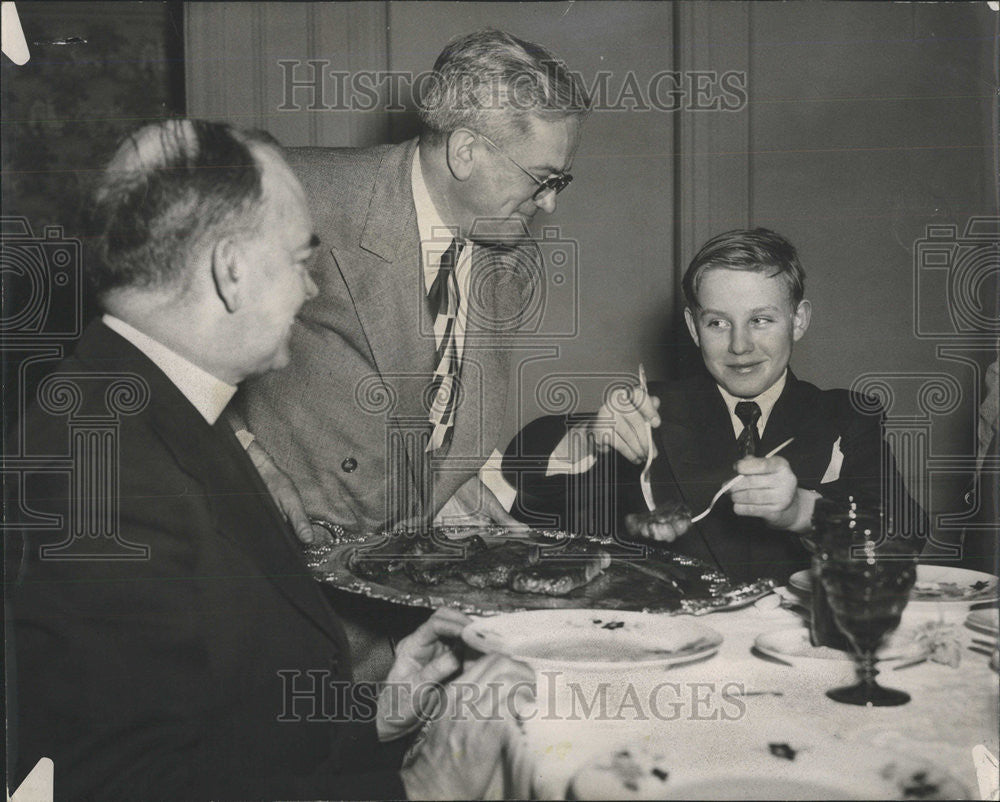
[814,499,918,706]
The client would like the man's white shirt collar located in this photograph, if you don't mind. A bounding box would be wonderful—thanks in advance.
[411,149,517,506]
[102,314,236,425]
[411,146,473,354]
[716,369,788,440]
[412,146,468,290]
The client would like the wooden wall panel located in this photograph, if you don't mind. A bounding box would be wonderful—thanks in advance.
[185,2,389,147]
[675,1,751,269]
[185,4,261,130]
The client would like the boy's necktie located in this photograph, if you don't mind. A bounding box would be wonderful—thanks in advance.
[735,400,761,458]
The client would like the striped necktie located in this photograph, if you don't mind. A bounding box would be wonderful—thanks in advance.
[426,238,464,452]
[735,400,762,458]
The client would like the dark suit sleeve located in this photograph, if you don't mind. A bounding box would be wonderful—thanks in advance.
[501,413,643,536]
[283,718,409,801]
[9,483,225,799]
[8,459,408,801]
[813,392,928,554]
[502,414,575,527]
[810,392,884,500]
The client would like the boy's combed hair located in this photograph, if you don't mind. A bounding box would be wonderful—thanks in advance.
[682,228,806,310]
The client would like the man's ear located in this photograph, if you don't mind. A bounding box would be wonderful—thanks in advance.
[211,237,243,313]
[445,129,477,182]
[683,307,701,347]
[792,299,812,342]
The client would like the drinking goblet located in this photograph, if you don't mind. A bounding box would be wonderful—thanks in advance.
[815,504,918,706]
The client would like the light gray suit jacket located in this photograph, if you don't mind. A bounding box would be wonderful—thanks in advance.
[236,139,535,532]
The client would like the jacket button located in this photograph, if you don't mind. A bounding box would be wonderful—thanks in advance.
[964,489,976,506]
[341,457,358,473]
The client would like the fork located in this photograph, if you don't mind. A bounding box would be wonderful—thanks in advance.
[689,437,795,523]
[638,364,656,512]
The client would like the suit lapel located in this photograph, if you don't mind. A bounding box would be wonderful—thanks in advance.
[78,323,348,649]
[759,371,801,454]
[761,371,830,486]
[335,139,435,394]
[648,375,734,570]
[151,393,349,649]
[331,141,535,514]
[654,375,735,512]
[209,421,352,650]
[328,139,436,517]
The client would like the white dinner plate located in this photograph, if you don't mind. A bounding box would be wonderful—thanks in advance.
[569,731,971,799]
[965,608,1000,637]
[462,609,722,671]
[788,565,998,608]
[753,627,922,665]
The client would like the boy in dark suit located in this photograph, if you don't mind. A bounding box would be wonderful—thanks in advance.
[504,228,922,583]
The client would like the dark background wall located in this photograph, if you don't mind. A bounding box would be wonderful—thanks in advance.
[4,1,997,532]
[742,2,997,523]
[1,1,183,426]
[2,2,183,234]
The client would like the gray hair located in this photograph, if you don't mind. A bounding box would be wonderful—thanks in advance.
[418,29,590,146]
[88,119,280,299]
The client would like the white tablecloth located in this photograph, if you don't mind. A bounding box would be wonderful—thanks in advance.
[501,598,999,799]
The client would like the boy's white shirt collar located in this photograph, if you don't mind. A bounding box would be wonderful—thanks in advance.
[716,369,788,440]
[102,314,236,425]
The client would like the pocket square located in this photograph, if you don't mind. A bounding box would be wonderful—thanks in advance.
[820,436,844,484]
[546,453,597,477]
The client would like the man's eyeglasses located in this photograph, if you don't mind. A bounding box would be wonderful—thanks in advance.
[476,132,573,202]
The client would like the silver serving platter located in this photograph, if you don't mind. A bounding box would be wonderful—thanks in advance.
[304,521,775,616]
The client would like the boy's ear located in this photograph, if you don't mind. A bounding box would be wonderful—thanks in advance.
[792,299,812,342]
[445,129,477,182]
[683,307,700,347]
[211,237,243,313]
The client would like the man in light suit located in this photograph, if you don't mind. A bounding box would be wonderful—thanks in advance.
[5,119,532,801]
[234,29,590,539]
[504,229,924,584]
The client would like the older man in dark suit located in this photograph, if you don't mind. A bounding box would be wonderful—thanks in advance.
[504,229,923,584]
[5,119,531,801]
